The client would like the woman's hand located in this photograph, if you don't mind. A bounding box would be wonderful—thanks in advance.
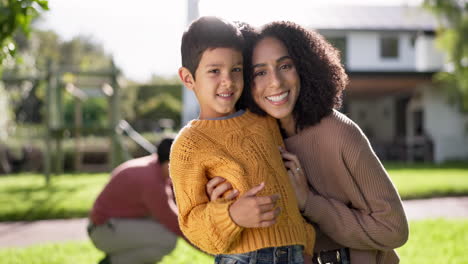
[206,176,239,201]
[280,147,309,211]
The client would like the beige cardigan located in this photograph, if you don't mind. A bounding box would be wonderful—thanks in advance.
[284,110,409,264]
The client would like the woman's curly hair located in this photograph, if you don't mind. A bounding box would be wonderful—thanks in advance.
[239,21,348,132]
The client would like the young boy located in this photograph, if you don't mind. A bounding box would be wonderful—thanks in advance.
[170,16,315,263]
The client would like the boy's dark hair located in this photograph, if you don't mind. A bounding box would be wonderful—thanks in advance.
[234,21,259,110]
[181,16,244,78]
[157,138,174,164]
[241,21,348,132]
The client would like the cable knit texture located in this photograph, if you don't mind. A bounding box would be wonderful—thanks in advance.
[170,110,315,255]
[284,110,409,264]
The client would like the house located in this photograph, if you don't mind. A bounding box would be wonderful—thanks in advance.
[302,5,468,163]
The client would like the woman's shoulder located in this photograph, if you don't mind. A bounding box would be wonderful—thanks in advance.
[303,110,365,143]
[314,110,360,131]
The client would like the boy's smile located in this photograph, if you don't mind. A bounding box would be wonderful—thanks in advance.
[180,47,244,120]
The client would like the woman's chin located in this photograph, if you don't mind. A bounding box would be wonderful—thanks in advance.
[264,108,293,120]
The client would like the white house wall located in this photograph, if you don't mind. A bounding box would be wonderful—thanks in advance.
[415,34,445,72]
[423,87,468,162]
[347,31,416,71]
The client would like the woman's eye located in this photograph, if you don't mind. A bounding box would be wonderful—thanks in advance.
[280,64,292,70]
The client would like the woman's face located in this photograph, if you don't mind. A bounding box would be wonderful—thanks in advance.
[251,37,300,121]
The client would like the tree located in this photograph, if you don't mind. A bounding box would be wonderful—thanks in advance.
[0,0,49,72]
[423,0,468,111]
[4,30,115,125]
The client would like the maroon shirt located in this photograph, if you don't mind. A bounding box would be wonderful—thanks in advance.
[90,154,183,237]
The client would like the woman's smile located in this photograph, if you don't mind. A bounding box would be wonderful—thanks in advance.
[266,91,290,105]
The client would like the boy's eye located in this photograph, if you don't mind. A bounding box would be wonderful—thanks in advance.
[253,70,266,77]
[208,69,220,74]
[232,67,243,72]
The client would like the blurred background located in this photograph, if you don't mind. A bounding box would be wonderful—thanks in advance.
[0,0,467,263]
[1,0,467,176]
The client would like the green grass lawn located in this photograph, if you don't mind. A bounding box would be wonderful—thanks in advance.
[0,162,467,221]
[0,173,108,221]
[0,238,212,264]
[387,162,468,199]
[1,219,466,264]
[397,219,468,264]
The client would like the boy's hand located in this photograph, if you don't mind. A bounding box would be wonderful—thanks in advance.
[280,147,308,211]
[229,182,281,228]
[206,176,239,201]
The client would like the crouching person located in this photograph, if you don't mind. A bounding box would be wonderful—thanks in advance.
[88,138,180,264]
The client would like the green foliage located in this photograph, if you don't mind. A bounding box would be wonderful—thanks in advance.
[3,31,116,128]
[424,0,468,111]
[63,96,109,132]
[133,84,182,129]
[0,0,49,71]
[5,30,113,75]
[58,35,112,71]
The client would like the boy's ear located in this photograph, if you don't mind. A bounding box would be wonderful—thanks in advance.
[178,67,195,90]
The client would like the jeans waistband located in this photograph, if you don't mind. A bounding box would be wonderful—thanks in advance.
[215,245,304,264]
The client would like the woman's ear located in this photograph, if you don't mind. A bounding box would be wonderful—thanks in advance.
[178,67,195,91]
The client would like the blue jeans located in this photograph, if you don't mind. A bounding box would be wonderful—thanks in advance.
[214,245,304,264]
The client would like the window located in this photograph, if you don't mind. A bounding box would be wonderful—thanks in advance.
[380,36,399,59]
[328,37,347,66]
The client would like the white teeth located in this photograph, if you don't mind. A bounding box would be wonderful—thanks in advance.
[266,91,289,102]
[218,93,232,97]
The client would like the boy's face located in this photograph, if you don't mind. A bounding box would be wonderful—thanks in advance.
[179,47,243,120]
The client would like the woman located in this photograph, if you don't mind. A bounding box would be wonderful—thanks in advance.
[208,21,408,264]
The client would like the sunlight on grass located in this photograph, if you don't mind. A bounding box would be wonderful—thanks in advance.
[1,220,467,264]
[0,163,468,221]
[0,241,102,264]
[397,219,468,264]
[0,239,213,264]
[0,173,108,221]
[387,166,468,199]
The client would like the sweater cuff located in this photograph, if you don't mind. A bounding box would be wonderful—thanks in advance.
[210,199,244,243]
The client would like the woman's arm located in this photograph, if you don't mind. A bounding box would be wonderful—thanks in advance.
[284,131,409,251]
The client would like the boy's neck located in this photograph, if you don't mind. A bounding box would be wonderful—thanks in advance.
[198,109,237,120]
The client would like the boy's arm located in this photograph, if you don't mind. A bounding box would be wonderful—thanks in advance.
[170,134,244,254]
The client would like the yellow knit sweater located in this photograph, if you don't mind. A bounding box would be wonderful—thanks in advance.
[169,110,315,255]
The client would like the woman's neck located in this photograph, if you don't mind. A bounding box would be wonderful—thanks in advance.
[279,115,297,137]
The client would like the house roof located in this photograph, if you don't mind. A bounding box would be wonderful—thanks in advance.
[305,5,439,32]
